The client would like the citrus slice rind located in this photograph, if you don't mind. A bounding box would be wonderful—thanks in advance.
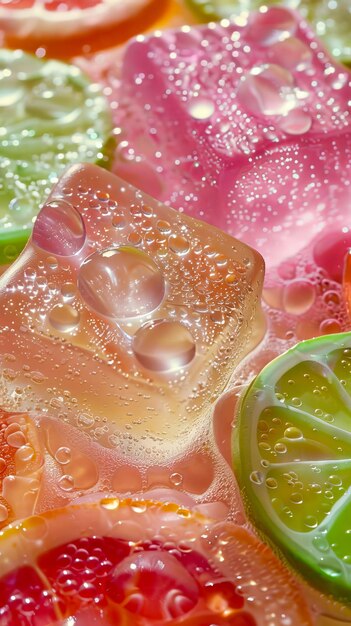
[0,0,169,57]
[185,0,351,64]
[0,0,154,39]
[0,49,113,265]
[0,498,312,625]
[233,332,351,603]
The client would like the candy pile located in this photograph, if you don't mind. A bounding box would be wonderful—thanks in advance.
[0,1,350,625]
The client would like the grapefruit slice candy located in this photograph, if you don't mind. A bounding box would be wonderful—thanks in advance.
[0,497,312,625]
[234,332,351,604]
[0,0,171,57]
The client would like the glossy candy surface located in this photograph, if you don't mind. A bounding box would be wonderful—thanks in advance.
[185,0,351,64]
[0,163,264,463]
[116,6,351,268]
[0,0,171,58]
[234,332,351,603]
[0,49,112,265]
[0,497,312,625]
[0,410,43,529]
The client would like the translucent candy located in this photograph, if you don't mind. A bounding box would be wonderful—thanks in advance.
[0,0,170,57]
[115,6,351,268]
[234,332,351,606]
[0,163,264,464]
[0,497,313,625]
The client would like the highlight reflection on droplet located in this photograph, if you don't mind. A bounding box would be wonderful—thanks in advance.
[78,246,165,319]
[133,319,196,372]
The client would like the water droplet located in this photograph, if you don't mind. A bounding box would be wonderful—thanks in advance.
[283,280,315,315]
[48,304,80,333]
[58,474,74,492]
[20,515,48,541]
[278,109,312,135]
[188,98,215,120]
[33,199,86,256]
[238,64,295,118]
[78,246,165,319]
[250,471,264,485]
[284,427,303,439]
[61,282,76,301]
[247,7,297,47]
[133,320,195,372]
[168,234,190,256]
[55,447,71,465]
[170,472,183,486]
[269,37,312,71]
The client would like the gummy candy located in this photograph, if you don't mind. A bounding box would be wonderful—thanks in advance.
[234,332,351,604]
[0,0,171,58]
[0,49,112,266]
[0,497,312,624]
[185,0,351,64]
[116,6,351,267]
[0,163,264,464]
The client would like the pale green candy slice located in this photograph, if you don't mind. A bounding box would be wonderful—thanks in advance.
[0,49,113,265]
[234,332,351,603]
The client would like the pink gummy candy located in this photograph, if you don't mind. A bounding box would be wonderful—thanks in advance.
[115,6,351,267]
[0,163,263,474]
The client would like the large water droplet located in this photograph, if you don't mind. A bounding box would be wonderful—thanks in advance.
[33,199,86,256]
[133,319,195,372]
[247,7,297,47]
[78,246,165,319]
[237,64,295,118]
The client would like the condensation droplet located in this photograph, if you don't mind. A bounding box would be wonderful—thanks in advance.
[133,319,195,372]
[48,304,80,333]
[33,199,86,256]
[188,98,215,120]
[78,246,165,319]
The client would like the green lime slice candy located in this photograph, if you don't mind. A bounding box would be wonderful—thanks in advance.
[0,49,113,265]
[185,0,351,65]
[233,332,351,603]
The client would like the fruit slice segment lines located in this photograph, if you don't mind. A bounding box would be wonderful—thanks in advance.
[234,332,351,602]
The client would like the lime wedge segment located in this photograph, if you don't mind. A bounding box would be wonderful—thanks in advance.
[234,332,351,602]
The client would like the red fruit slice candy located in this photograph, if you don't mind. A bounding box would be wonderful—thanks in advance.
[0,498,313,625]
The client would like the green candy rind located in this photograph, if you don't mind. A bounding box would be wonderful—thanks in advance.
[0,49,114,264]
[185,0,351,65]
[233,332,351,603]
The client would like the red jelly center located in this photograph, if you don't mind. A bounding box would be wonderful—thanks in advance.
[0,535,254,625]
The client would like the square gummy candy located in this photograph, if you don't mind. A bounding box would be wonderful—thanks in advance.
[117,6,351,267]
[0,163,264,462]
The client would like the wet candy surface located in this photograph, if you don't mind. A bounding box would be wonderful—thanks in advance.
[0,497,312,624]
[234,332,351,603]
[0,163,264,463]
[185,0,351,64]
[0,49,112,265]
[0,0,171,58]
[115,6,351,267]
[0,410,43,529]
